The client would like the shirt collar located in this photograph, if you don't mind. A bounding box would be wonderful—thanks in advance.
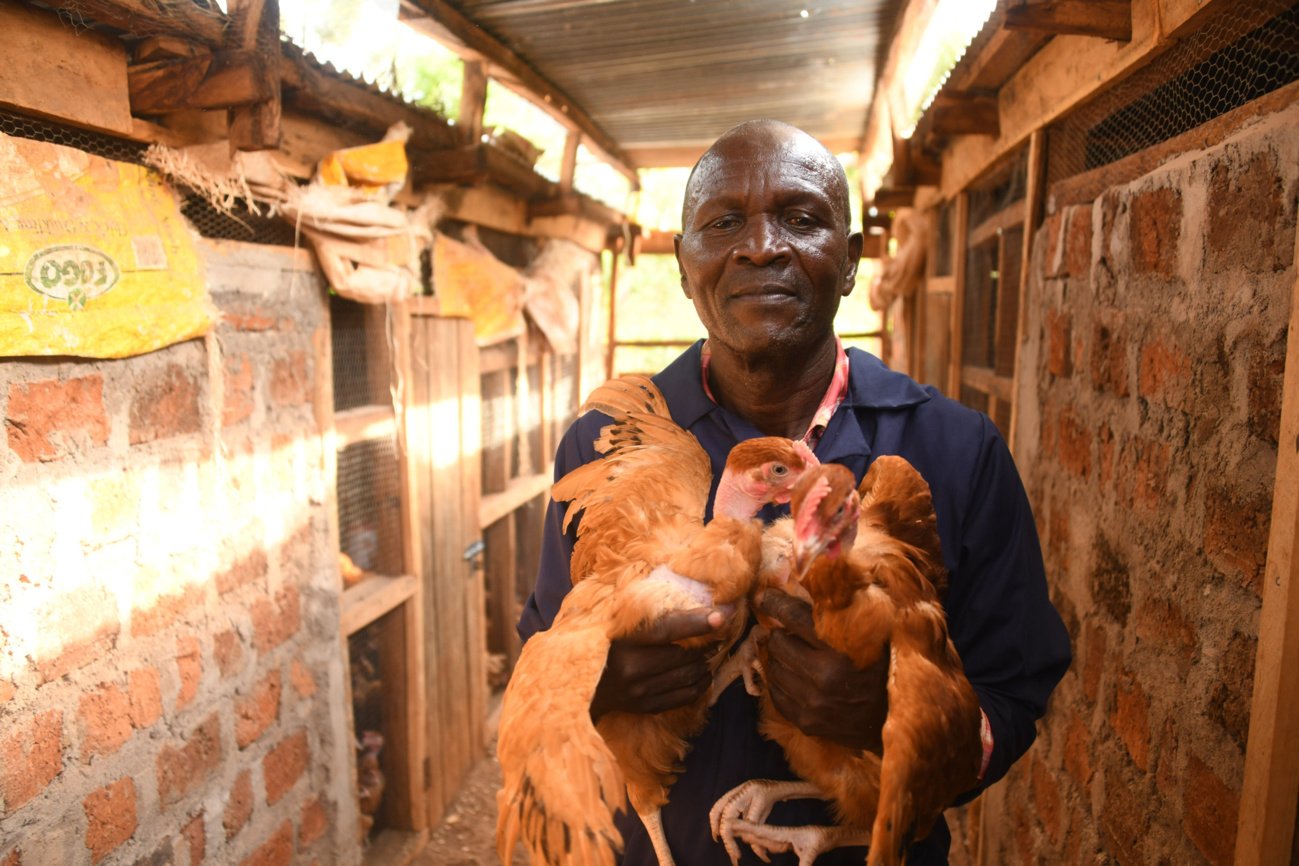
[651,339,932,433]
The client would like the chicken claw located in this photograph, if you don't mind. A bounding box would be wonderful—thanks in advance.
[710,779,819,865]
[708,631,765,704]
[727,818,872,866]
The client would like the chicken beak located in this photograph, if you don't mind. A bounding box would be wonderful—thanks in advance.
[793,536,829,576]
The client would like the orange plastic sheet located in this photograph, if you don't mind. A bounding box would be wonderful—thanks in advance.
[432,231,526,346]
[0,131,212,359]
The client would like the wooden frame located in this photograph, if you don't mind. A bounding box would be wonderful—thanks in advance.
[1235,219,1299,866]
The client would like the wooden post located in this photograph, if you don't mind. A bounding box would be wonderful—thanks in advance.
[605,247,620,381]
[559,130,580,194]
[1234,221,1299,866]
[947,193,970,398]
[226,0,281,151]
[1008,130,1047,457]
[459,59,487,146]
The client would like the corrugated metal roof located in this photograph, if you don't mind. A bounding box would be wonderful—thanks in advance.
[425,0,903,164]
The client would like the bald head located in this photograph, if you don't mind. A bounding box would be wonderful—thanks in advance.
[683,120,852,233]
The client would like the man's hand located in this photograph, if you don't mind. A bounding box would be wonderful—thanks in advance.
[758,592,888,752]
[590,607,725,721]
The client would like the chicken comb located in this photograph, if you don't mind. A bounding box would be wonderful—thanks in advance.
[794,473,833,541]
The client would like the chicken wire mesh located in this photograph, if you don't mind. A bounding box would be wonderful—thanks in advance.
[0,108,146,163]
[337,436,405,578]
[331,295,393,412]
[1046,1,1299,188]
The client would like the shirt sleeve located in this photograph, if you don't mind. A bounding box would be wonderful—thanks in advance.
[946,415,1072,793]
[516,413,606,642]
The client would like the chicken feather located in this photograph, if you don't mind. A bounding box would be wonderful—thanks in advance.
[497,375,818,866]
[713,456,981,866]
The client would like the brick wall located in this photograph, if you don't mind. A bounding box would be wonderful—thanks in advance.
[981,103,1299,864]
[0,240,358,866]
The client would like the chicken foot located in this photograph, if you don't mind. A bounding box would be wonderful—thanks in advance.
[709,779,870,866]
[708,629,767,705]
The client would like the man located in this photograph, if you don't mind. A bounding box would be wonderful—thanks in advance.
[517,120,1071,865]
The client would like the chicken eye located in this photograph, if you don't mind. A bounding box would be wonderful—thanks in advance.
[770,463,789,477]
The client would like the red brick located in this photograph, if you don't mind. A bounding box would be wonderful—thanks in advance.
[1062,206,1092,278]
[0,679,14,706]
[129,363,202,445]
[1183,753,1238,866]
[1138,337,1191,400]
[1,710,62,814]
[1089,321,1129,397]
[32,586,120,683]
[183,812,205,866]
[236,669,282,749]
[289,660,317,699]
[4,375,109,462]
[1155,716,1180,798]
[215,630,244,679]
[269,351,310,407]
[1082,623,1106,704]
[1099,764,1148,865]
[1247,332,1287,444]
[129,667,163,729]
[131,583,204,638]
[1208,631,1256,751]
[239,821,294,866]
[1055,406,1091,478]
[263,730,309,805]
[176,636,202,710]
[250,584,301,654]
[1031,754,1062,842]
[1206,152,1293,275]
[80,683,134,759]
[223,354,255,427]
[1203,484,1270,593]
[157,714,223,807]
[299,797,328,847]
[84,777,137,863]
[1,849,19,866]
[1111,671,1151,771]
[1124,437,1170,512]
[1063,712,1094,787]
[1134,598,1198,663]
[224,771,254,840]
[223,309,277,332]
[1129,186,1182,277]
[217,550,269,596]
[1096,424,1116,492]
[1046,307,1071,378]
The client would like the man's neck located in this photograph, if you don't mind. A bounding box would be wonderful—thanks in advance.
[705,337,839,439]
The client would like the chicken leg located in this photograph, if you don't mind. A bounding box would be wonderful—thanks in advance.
[710,779,870,866]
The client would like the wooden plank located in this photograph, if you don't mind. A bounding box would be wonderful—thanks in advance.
[559,130,580,193]
[341,575,418,636]
[948,193,970,397]
[397,0,638,186]
[1235,220,1299,866]
[485,515,520,672]
[960,365,1014,403]
[1004,0,1133,42]
[947,25,1052,93]
[334,406,396,450]
[456,319,489,752]
[969,206,1025,248]
[479,469,553,530]
[409,315,447,823]
[0,1,133,136]
[515,329,535,478]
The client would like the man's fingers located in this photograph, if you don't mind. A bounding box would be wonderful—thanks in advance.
[624,607,724,645]
[755,592,816,639]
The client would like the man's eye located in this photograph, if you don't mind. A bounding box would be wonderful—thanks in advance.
[710,215,740,230]
[787,213,815,228]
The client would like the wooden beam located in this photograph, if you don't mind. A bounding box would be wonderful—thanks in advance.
[871,186,917,210]
[1234,219,1299,866]
[398,0,638,186]
[930,92,1001,138]
[227,0,282,151]
[558,130,580,193]
[478,469,552,530]
[39,0,226,46]
[409,143,556,199]
[129,51,273,115]
[528,192,624,230]
[1004,1,1133,42]
[946,25,1052,93]
[458,59,487,146]
[0,1,133,136]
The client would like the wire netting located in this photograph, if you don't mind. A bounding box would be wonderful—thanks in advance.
[337,436,404,577]
[331,295,392,412]
[0,108,145,163]
[1047,1,1299,188]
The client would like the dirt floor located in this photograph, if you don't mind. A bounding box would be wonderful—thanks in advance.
[408,736,526,866]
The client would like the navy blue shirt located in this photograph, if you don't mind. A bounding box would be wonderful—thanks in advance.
[517,342,1072,865]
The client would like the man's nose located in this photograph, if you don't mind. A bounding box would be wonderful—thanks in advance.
[733,217,790,265]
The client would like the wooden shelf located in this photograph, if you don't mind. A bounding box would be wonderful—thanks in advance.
[341,574,418,636]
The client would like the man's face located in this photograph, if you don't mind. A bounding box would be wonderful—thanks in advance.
[674,128,863,358]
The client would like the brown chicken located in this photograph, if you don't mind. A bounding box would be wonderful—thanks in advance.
[495,375,819,866]
[711,457,982,866]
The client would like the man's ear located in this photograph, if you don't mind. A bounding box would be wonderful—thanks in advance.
[841,231,864,296]
[674,233,692,298]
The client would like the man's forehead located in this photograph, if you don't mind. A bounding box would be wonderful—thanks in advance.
[686,146,845,208]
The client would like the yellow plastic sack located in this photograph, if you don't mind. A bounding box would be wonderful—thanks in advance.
[0,131,213,359]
